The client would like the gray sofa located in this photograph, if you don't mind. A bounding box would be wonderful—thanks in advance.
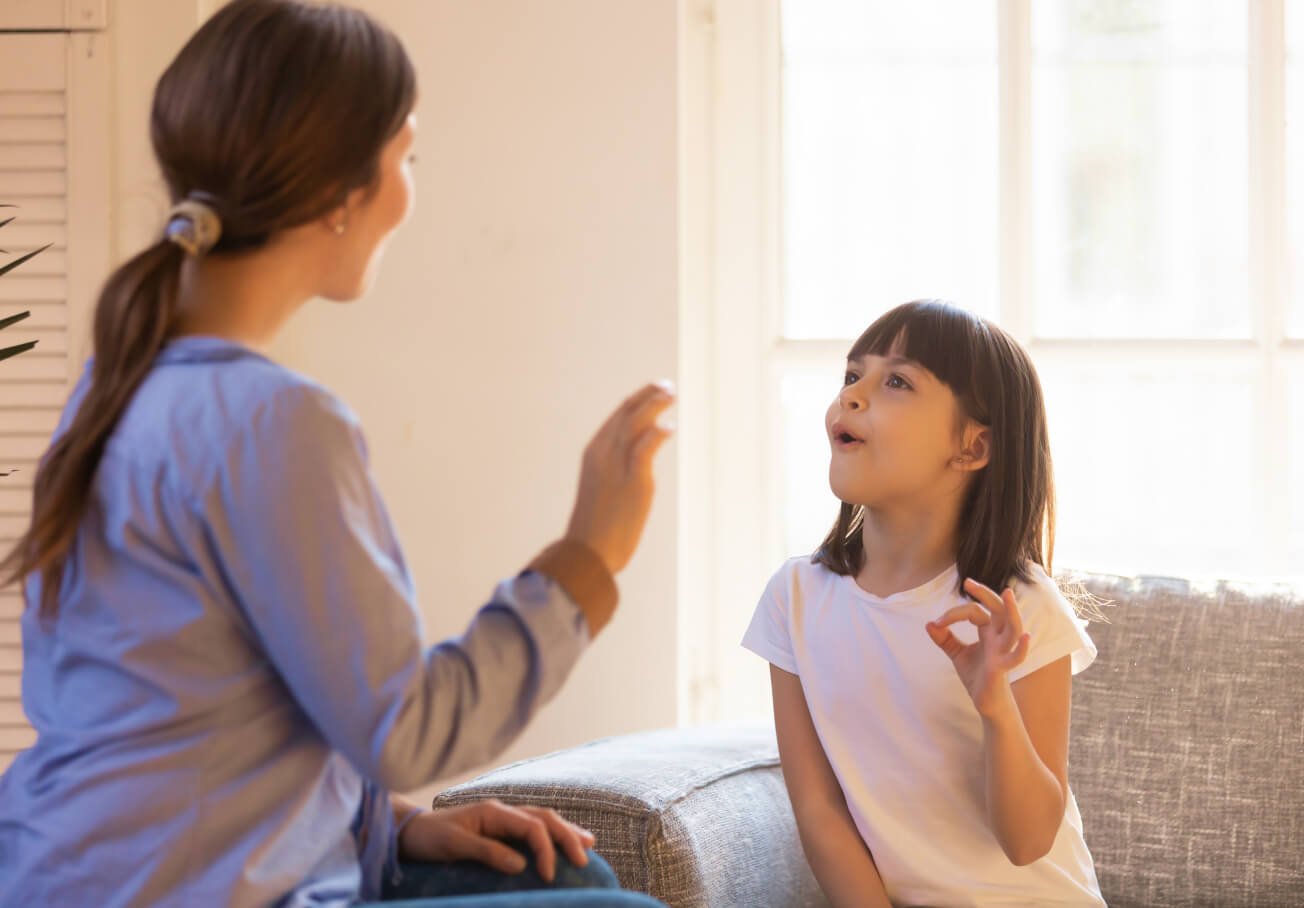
[432,571,1304,907]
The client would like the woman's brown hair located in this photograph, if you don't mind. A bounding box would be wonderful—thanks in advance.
[812,299,1056,593]
[0,0,417,614]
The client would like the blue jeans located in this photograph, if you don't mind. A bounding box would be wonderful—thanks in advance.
[355,839,666,907]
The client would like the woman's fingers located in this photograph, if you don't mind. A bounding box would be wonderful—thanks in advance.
[630,421,674,472]
[445,823,530,875]
[477,802,556,881]
[520,806,593,868]
[605,381,673,434]
[586,382,673,463]
[567,381,676,575]
[622,393,675,465]
[610,382,675,445]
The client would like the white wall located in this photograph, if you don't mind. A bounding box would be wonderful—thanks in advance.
[109,1,209,261]
[105,0,682,805]
[273,1,681,803]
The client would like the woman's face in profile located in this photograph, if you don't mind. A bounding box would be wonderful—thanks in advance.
[319,112,418,302]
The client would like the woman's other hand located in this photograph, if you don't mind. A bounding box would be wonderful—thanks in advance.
[398,799,596,882]
[564,381,675,575]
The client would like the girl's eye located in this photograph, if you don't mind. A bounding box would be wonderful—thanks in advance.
[843,371,859,386]
[886,373,913,390]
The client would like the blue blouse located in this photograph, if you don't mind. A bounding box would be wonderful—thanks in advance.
[0,336,591,906]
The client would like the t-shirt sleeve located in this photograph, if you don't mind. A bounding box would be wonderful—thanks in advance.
[740,560,800,675]
[1006,566,1097,684]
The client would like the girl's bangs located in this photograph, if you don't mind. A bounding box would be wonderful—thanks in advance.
[846,300,986,403]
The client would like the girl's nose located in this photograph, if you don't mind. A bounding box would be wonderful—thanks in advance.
[839,386,863,410]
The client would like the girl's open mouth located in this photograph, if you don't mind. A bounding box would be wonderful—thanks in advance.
[831,422,863,447]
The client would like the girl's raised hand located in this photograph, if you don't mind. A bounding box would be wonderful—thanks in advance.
[925,578,1031,718]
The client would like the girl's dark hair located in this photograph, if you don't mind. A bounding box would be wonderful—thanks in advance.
[812,299,1055,593]
[1,0,417,615]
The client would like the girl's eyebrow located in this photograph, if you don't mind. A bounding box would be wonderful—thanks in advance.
[847,353,933,384]
[848,353,924,371]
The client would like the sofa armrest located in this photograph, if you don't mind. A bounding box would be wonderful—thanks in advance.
[430,722,829,908]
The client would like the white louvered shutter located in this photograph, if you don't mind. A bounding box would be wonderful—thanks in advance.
[0,32,69,772]
[0,22,110,772]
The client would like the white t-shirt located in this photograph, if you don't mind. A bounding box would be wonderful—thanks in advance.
[742,555,1105,908]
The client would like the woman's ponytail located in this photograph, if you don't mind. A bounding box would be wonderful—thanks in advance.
[0,240,185,614]
[0,0,416,617]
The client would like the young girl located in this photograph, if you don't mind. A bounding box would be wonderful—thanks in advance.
[743,300,1105,907]
[0,2,670,906]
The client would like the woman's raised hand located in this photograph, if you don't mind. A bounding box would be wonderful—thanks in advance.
[925,577,1031,718]
[564,381,676,575]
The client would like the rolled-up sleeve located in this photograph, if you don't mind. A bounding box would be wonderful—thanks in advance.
[195,383,595,792]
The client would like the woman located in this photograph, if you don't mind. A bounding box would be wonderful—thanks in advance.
[0,1,671,905]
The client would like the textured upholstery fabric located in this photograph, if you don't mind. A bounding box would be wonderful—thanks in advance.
[431,724,828,908]
[1069,572,1304,908]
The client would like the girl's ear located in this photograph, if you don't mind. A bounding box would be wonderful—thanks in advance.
[953,422,991,473]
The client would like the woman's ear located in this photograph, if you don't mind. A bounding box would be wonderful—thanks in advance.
[324,204,348,236]
[953,423,991,473]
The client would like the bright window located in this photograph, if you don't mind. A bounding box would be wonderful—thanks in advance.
[679,0,1300,722]
[777,0,1291,582]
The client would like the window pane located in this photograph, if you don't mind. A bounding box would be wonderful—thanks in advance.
[782,1,998,339]
[1288,0,1304,337]
[1040,360,1258,577]
[1031,1,1249,338]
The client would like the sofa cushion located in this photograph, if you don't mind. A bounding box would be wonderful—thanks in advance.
[431,723,828,908]
[1069,571,1304,908]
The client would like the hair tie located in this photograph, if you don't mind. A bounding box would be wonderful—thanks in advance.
[164,193,223,256]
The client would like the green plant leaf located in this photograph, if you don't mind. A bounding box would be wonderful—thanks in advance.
[0,243,51,279]
[0,310,32,332]
[0,340,38,362]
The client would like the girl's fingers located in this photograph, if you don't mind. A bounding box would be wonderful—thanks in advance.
[1002,588,1024,639]
[999,632,1031,669]
[925,620,966,660]
[930,603,991,630]
[963,577,1006,630]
